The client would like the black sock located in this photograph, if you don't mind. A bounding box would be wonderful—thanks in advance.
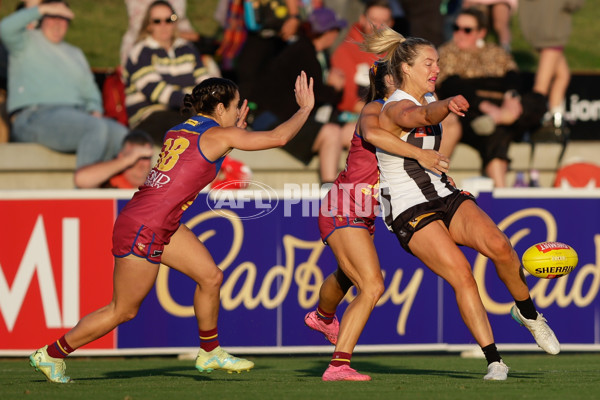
[481,343,502,365]
[515,297,538,320]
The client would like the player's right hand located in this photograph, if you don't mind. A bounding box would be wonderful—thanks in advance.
[418,149,450,175]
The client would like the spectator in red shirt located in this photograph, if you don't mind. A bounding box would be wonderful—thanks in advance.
[331,0,394,120]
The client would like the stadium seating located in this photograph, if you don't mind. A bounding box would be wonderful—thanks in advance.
[2,141,600,190]
[1,69,598,190]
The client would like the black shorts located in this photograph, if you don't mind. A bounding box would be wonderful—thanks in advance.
[461,121,514,170]
[388,191,476,254]
[282,117,324,165]
[252,111,324,166]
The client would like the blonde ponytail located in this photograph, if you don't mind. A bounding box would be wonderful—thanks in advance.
[359,26,406,64]
[360,26,434,89]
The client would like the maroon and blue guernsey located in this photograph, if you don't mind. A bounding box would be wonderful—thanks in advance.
[320,99,384,224]
[119,115,224,243]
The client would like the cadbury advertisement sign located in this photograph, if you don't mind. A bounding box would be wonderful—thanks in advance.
[1,189,599,353]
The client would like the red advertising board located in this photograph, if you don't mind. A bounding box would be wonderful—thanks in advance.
[0,199,116,350]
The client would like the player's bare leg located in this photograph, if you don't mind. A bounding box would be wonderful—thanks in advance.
[448,201,528,300]
[162,224,254,372]
[65,257,160,349]
[321,228,382,381]
[410,220,495,347]
[162,224,222,330]
[448,201,560,354]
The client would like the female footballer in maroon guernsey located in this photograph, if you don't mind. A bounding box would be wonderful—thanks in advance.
[306,61,451,381]
[29,72,315,383]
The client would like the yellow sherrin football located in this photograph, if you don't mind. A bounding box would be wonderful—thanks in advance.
[521,241,578,279]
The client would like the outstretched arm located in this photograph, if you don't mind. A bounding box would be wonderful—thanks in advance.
[361,101,450,174]
[383,95,469,131]
[202,71,315,159]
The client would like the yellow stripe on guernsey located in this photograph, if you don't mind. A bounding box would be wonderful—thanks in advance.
[177,128,202,135]
[199,333,219,340]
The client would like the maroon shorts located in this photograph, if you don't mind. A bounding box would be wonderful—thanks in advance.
[112,214,167,264]
[318,213,376,245]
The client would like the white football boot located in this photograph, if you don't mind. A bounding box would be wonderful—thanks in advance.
[483,360,509,381]
[510,305,560,355]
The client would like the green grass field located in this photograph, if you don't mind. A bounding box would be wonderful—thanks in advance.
[2,353,599,400]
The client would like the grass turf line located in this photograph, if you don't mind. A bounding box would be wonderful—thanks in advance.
[1,353,599,400]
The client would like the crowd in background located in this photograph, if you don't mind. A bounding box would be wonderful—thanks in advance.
[0,0,588,188]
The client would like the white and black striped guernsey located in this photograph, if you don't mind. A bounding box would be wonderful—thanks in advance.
[377,89,458,230]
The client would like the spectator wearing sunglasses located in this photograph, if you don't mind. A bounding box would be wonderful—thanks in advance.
[120,0,200,67]
[123,0,215,144]
[436,7,529,188]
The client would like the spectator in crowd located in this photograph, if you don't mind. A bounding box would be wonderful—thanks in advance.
[74,130,155,189]
[331,0,394,122]
[1,1,40,144]
[398,0,445,46]
[213,0,247,76]
[234,0,302,99]
[250,7,347,184]
[463,0,517,51]
[121,0,203,67]
[123,0,212,144]
[437,7,526,187]
[519,0,584,133]
[0,0,128,169]
[322,0,365,49]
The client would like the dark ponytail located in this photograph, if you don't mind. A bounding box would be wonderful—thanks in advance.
[364,60,391,103]
[182,78,239,116]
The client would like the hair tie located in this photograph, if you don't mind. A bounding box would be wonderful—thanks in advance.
[369,62,379,77]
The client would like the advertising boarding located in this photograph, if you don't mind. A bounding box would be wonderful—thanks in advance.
[1,189,599,354]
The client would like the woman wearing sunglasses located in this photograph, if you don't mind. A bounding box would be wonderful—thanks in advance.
[123,0,215,144]
[436,7,534,188]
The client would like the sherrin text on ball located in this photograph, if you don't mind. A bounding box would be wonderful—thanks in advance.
[521,241,578,279]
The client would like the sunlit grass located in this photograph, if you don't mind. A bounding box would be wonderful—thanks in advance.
[2,353,599,400]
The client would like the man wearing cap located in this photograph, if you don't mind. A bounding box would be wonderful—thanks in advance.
[0,0,128,170]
